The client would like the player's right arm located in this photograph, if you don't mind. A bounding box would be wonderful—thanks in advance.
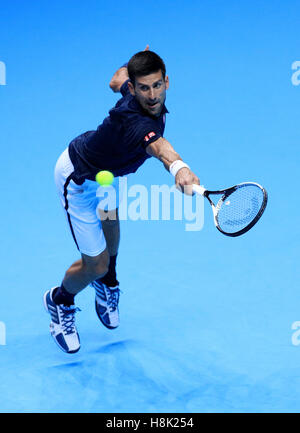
[146,137,200,194]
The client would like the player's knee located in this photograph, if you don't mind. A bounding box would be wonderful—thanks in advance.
[82,250,109,278]
[92,259,109,278]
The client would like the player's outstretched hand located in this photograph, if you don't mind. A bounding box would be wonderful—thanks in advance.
[175,168,200,195]
[144,44,149,51]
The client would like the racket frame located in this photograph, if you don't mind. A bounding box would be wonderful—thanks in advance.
[192,182,268,237]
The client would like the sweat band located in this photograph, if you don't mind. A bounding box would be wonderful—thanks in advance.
[169,160,190,177]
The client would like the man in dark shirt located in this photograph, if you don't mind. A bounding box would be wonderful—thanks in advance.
[44,47,200,354]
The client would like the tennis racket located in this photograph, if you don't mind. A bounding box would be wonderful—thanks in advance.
[192,182,268,237]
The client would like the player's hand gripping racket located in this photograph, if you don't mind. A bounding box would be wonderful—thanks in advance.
[192,182,268,237]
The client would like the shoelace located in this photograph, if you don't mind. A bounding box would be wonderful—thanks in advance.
[60,306,81,335]
[92,281,121,312]
[107,288,120,312]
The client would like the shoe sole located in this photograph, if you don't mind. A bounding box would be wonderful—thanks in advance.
[44,289,80,354]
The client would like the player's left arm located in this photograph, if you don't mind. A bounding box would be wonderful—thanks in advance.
[109,45,150,93]
[146,137,200,194]
[109,66,129,93]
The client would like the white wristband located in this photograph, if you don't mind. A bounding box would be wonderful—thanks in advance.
[169,160,190,177]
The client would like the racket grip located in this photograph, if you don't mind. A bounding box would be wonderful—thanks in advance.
[192,184,206,196]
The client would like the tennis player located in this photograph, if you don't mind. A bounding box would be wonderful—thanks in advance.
[44,46,200,353]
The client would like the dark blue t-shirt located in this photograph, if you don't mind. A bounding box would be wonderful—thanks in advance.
[68,80,168,184]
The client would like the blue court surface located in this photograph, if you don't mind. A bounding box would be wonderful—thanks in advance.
[0,0,300,413]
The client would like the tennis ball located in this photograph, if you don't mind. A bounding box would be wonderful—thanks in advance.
[95,170,114,186]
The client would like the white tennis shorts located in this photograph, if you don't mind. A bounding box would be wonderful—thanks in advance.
[54,147,125,257]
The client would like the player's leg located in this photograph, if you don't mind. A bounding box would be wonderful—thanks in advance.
[61,249,110,296]
[44,250,110,353]
[100,209,120,257]
[53,149,111,293]
[45,148,109,353]
[98,208,120,286]
[90,179,126,330]
[94,179,126,287]
[50,248,109,306]
[91,208,121,329]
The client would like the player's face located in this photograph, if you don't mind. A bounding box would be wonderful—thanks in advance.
[129,71,169,117]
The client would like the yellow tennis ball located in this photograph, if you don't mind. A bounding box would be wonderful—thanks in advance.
[95,170,114,186]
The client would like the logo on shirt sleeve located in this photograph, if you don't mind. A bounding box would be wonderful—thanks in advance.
[144,132,156,142]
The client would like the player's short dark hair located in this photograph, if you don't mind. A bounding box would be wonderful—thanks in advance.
[127,50,166,85]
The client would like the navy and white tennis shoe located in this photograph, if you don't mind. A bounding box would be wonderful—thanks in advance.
[91,281,120,329]
[43,287,81,354]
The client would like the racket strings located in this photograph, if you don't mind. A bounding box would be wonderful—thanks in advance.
[216,185,265,234]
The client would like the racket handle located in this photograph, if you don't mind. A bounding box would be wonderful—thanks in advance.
[192,184,206,196]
